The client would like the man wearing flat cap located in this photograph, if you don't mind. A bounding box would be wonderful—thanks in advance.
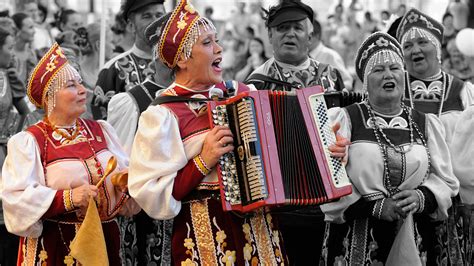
[246,0,345,93]
[92,0,165,120]
[245,0,346,264]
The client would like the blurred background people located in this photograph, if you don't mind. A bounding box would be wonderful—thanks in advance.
[309,18,353,90]
[0,25,29,266]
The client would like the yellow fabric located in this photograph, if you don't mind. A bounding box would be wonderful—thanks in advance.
[69,196,109,265]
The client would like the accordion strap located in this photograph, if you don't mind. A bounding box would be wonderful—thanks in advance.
[151,96,212,105]
[246,73,295,88]
[152,80,237,105]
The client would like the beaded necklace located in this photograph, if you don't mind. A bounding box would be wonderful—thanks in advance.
[43,116,81,141]
[364,101,431,195]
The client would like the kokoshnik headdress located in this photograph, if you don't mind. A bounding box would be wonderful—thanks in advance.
[158,0,216,69]
[396,8,444,62]
[27,42,81,116]
[355,32,404,92]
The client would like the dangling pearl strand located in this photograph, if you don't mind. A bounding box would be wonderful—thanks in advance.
[364,101,432,195]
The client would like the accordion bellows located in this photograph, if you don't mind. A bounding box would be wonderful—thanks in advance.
[208,86,352,213]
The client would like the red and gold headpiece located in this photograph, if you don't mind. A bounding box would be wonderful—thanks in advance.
[27,42,80,115]
[158,0,215,68]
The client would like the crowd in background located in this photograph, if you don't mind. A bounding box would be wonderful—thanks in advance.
[0,0,473,104]
[0,0,474,265]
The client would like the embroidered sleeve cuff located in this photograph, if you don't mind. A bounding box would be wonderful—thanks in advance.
[371,198,386,219]
[193,154,211,176]
[417,186,438,214]
[63,189,75,211]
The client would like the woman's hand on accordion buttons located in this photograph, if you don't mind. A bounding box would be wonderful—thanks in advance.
[329,122,351,159]
[201,126,234,168]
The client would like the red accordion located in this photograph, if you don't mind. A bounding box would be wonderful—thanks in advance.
[207,86,352,213]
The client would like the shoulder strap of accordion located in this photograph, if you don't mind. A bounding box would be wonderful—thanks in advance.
[315,63,329,82]
[151,80,241,105]
[151,95,211,106]
[245,73,295,88]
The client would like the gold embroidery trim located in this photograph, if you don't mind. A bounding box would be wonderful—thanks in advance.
[194,155,211,176]
[190,200,218,265]
[251,210,277,265]
[23,237,38,265]
[63,189,74,211]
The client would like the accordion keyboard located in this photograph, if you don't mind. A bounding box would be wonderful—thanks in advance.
[212,106,241,204]
[309,95,348,187]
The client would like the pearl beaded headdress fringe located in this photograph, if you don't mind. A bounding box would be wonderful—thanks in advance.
[46,64,81,116]
[362,50,404,92]
[401,27,442,63]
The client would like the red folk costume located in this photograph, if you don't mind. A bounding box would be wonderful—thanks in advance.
[1,43,139,265]
[128,1,287,265]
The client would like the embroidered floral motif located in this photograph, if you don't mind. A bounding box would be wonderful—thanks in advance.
[46,62,56,72]
[212,217,236,265]
[222,250,236,265]
[243,243,253,261]
[177,20,188,30]
[241,222,257,263]
[215,230,227,245]
[38,249,48,265]
[181,258,196,266]
[182,223,199,265]
[334,256,348,266]
[375,37,389,47]
[407,12,419,23]
[184,238,195,250]
[266,214,284,263]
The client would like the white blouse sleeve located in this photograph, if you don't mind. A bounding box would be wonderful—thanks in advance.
[450,106,474,204]
[1,132,56,237]
[461,81,474,108]
[128,105,187,220]
[321,107,356,223]
[422,114,459,220]
[107,92,139,155]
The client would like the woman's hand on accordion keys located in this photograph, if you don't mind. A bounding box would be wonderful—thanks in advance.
[328,122,351,160]
[201,126,234,168]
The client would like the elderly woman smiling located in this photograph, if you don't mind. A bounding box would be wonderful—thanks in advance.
[320,32,459,265]
[1,43,139,265]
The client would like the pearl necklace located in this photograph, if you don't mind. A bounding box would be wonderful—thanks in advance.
[422,69,442,81]
[364,101,431,195]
